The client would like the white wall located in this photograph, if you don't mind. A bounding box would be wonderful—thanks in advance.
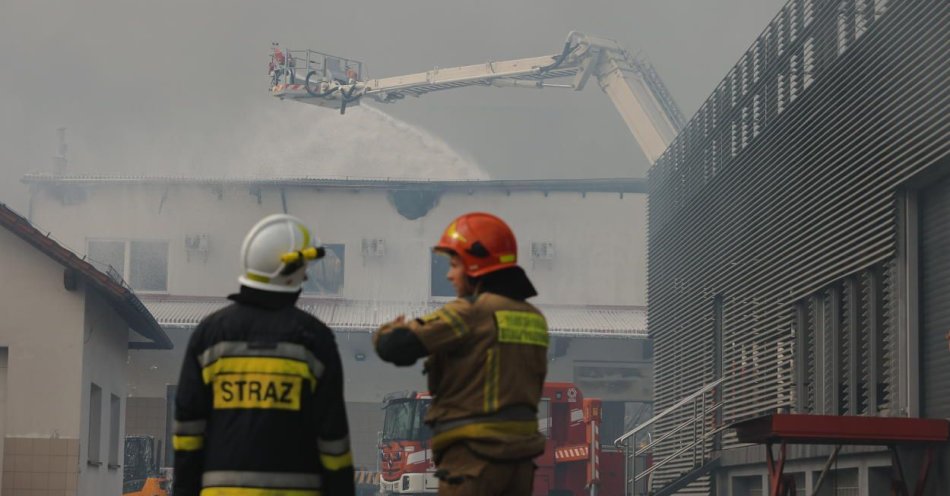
[30,182,647,306]
[0,227,85,439]
[78,290,129,496]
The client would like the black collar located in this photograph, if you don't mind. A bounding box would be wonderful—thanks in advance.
[228,285,301,310]
[474,266,538,301]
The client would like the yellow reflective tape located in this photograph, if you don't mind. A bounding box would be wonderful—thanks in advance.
[173,435,204,451]
[200,488,321,496]
[437,307,468,337]
[499,254,516,263]
[244,273,270,283]
[319,451,353,471]
[297,224,311,249]
[420,311,441,323]
[495,311,549,347]
[432,420,538,452]
[446,222,467,243]
[482,348,500,413]
[213,373,303,411]
[202,357,317,391]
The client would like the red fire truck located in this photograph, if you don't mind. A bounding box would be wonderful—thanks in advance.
[378,382,624,495]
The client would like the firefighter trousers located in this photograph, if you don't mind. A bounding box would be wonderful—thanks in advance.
[436,444,535,496]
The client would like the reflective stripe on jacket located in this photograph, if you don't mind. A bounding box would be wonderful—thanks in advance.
[173,286,354,496]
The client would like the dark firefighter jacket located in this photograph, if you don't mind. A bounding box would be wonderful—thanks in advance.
[374,267,548,462]
[174,286,355,496]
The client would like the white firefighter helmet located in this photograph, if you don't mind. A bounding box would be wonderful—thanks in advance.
[238,214,324,293]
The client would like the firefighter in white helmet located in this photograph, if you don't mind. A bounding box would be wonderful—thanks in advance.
[173,214,355,496]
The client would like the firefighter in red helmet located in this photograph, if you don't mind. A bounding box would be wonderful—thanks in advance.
[374,212,549,495]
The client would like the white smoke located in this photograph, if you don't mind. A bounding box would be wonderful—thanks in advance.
[223,102,488,180]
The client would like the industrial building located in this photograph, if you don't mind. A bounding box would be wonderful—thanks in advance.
[640,0,949,494]
[22,175,654,469]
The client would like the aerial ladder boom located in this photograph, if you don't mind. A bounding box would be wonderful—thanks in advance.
[270,31,685,162]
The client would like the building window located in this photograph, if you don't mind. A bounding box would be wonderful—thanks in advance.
[109,394,121,468]
[303,244,345,296]
[87,240,126,279]
[430,252,456,298]
[87,239,168,292]
[88,383,102,465]
[129,240,168,291]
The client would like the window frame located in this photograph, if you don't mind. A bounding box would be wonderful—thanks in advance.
[86,238,170,294]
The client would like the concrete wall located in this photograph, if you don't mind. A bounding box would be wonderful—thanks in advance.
[0,225,132,495]
[0,226,85,440]
[29,183,647,306]
[77,289,129,496]
[0,226,85,495]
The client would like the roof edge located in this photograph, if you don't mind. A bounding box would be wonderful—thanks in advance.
[0,203,173,350]
[21,174,648,194]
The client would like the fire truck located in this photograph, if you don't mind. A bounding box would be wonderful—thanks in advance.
[377,383,624,495]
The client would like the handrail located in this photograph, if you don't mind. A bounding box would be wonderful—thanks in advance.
[614,377,724,447]
[635,425,729,481]
[635,411,703,457]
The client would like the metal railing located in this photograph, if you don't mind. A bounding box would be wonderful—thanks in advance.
[270,47,364,87]
[614,377,725,495]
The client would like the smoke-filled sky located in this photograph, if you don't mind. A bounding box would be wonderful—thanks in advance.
[0,0,785,211]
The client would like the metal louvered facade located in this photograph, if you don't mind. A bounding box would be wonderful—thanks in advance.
[646,0,948,493]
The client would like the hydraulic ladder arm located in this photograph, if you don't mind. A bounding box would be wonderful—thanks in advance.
[270,31,685,162]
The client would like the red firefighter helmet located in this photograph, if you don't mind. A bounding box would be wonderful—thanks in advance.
[434,212,518,277]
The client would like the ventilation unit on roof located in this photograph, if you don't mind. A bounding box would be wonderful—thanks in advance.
[361,238,386,257]
[531,242,555,260]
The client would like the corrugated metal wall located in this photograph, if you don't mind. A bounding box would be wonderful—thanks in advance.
[921,177,950,418]
[646,0,948,492]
